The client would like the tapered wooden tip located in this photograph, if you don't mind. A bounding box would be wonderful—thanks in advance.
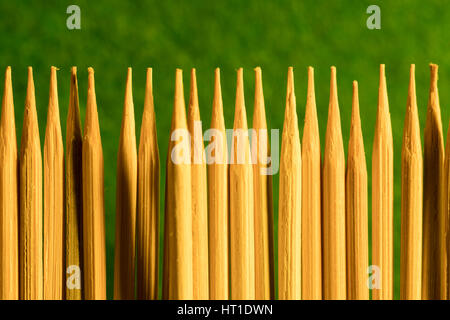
[330,66,338,109]
[378,64,389,114]
[325,66,343,150]
[1,66,15,132]
[188,68,199,121]
[404,64,420,152]
[253,67,266,128]
[287,66,294,98]
[140,68,156,146]
[48,66,60,121]
[123,67,134,117]
[429,63,439,111]
[212,68,224,126]
[408,65,417,114]
[171,69,187,130]
[26,67,36,114]
[85,67,100,137]
[305,67,316,121]
[143,68,154,117]
[283,67,298,131]
[351,81,360,126]
[234,68,248,130]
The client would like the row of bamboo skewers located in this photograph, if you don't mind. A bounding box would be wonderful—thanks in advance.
[0,63,447,300]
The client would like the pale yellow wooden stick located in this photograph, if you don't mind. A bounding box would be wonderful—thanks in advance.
[44,66,64,300]
[65,67,83,300]
[137,68,160,300]
[445,110,450,300]
[230,68,255,300]
[323,66,346,300]
[278,67,301,300]
[207,68,229,300]
[423,63,446,300]
[19,67,43,300]
[251,67,274,300]
[400,64,423,300]
[0,66,18,300]
[188,68,209,300]
[372,64,394,300]
[114,68,137,300]
[82,68,106,300]
[346,81,369,300]
[164,69,193,299]
[301,67,322,300]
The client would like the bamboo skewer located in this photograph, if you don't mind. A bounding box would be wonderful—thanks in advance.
[82,68,106,300]
[251,67,274,300]
[445,107,450,300]
[423,63,446,300]
[230,68,255,300]
[278,67,301,300]
[207,68,229,300]
[346,81,368,300]
[400,64,423,300]
[301,67,322,300]
[0,66,18,300]
[65,67,83,300]
[137,68,160,300]
[323,66,346,300]
[43,67,64,300]
[372,64,394,300]
[19,67,43,300]
[188,69,209,300]
[114,68,137,299]
[164,69,193,299]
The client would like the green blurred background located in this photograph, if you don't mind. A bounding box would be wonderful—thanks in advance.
[0,0,449,299]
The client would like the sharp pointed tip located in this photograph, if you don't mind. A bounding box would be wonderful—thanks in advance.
[88,67,95,89]
[352,80,359,114]
[71,66,77,75]
[190,68,197,95]
[287,66,295,96]
[5,66,11,78]
[124,67,133,108]
[236,67,244,101]
[409,64,416,94]
[430,63,438,89]
[330,66,338,105]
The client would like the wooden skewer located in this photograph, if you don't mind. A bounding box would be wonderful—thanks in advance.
[301,67,322,300]
[400,64,423,300]
[230,68,255,300]
[0,66,19,300]
[323,66,346,300]
[43,66,64,300]
[65,67,83,300]
[82,67,106,300]
[137,68,160,300]
[19,67,43,300]
[372,64,394,300]
[251,67,274,300]
[346,81,369,300]
[188,68,209,300]
[114,68,137,299]
[445,102,450,300]
[207,68,229,300]
[278,67,301,300]
[164,69,193,299]
[423,63,446,300]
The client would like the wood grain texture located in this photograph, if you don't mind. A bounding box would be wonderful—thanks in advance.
[229,68,255,300]
[188,69,209,300]
[163,69,193,299]
[278,67,301,300]
[137,68,160,300]
[65,67,83,300]
[19,67,43,300]
[372,64,394,300]
[43,67,64,300]
[82,68,106,300]
[400,65,423,300]
[323,66,346,300]
[0,66,18,300]
[114,68,137,299]
[346,81,368,300]
[207,68,229,300]
[422,63,446,300]
[301,67,322,300]
[251,67,274,300]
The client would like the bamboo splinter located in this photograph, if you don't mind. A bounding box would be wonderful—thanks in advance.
[423,63,446,300]
[44,66,64,300]
[323,66,346,300]
[137,68,160,300]
[252,67,274,300]
[346,81,368,300]
[278,67,301,300]
[114,68,137,299]
[207,68,229,300]
[82,67,106,300]
[372,64,394,300]
[301,67,322,300]
[19,67,43,300]
[65,67,83,300]
[0,66,18,300]
[188,68,209,300]
[230,68,255,300]
[400,64,423,300]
